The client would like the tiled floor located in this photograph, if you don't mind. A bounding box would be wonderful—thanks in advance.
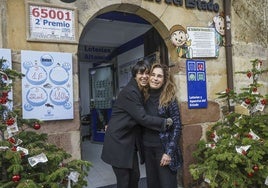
[81,140,146,188]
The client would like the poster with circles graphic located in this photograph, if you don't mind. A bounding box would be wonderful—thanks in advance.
[21,50,73,121]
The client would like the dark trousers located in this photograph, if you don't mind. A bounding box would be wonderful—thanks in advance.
[144,146,177,188]
[112,152,140,188]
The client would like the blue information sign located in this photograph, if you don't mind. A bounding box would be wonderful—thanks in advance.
[186,60,207,109]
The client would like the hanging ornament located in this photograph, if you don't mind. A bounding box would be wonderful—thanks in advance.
[256,60,262,70]
[6,116,19,135]
[246,71,252,78]
[6,117,15,126]
[67,171,80,188]
[245,98,251,105]
[261,99,267,105]
[235,145,251,155]
[8,137,16,144]
[210,131,219,142]
[247,172,254,178]
[247,129,260,140]
[17,146,29,156]
[253,165,259,172]
[265,176,268,185]
[12,174,21,182]
[252,87,259,95]
[0,96,7,104]
[11,146,17,151]
[33,122,41,130]
[28,153,48,167]
[206,143,216,149]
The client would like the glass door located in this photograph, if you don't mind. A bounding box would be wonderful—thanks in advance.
[89,65,114,142]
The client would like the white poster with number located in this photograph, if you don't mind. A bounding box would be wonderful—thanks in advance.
[21,50,73,121]
[26,2,77,43]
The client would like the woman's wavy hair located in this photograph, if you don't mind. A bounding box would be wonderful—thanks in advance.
[150,63,177,107]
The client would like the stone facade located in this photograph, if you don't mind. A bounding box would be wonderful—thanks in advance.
[1,0,267,187]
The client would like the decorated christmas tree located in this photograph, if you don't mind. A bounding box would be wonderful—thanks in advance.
[190,59,268,188]
[0,57,91,188]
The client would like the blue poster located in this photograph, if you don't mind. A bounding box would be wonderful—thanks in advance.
[186,60,207,109]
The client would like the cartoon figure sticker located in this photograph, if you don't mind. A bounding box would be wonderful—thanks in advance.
[21,50,73,121]
[170,24,193,58]
[209,12,225,56]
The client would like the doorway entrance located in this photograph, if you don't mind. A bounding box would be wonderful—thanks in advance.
[78,10,168,188]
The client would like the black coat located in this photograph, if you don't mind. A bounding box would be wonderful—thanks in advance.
[101,78,166,168]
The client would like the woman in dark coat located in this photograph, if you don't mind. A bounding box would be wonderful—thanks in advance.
[101,60,172,188]
[142,63,183,188]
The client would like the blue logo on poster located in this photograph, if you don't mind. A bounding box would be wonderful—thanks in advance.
[186,60,207,109]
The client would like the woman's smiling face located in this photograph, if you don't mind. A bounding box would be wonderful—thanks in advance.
[149,67,164,89]
[135,70,149,87]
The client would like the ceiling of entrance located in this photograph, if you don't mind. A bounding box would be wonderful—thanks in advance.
[80,11,152,47]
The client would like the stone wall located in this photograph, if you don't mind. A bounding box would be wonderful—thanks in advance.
[2,0,267,187]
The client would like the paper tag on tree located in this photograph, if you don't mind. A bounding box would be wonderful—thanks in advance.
[206,143,216,149]
[235,145,251,155]
[265,176,268,185]
[67,171,80,188]
[255,101,265,112]
[248,129,260,140]
[17,146,29,155]
[204,177,211,184]
[68,171,80,183]
[28,153,48,167]
[212,131,219,142]
[0,146,9,150]
[15,139,23,146]
[6,123,19,134]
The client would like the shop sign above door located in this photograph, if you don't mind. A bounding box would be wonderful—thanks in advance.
[144,0,220,13]
[78,45,115,63]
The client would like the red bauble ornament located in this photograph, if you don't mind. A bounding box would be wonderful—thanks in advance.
[245,98,251,104]
[253,165,259,172]
[247,172,254,178]
[0,97,7,104]
[252,87,257,92]
[2,91,8,97]
[11,146,17,151]
[6,118,15,126]
[247,71,252,78]
[242,150,247,156]
[210,133,215,139]
[261,99,267,105]
[33,122,41,130]
[8,137,16,144]
[20,152,26,159]
[12,174,21,182]
[226,88,231,93]
[246,134,253,139]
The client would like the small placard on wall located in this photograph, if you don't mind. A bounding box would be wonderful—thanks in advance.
[26,1,78,44]
[187,27,216,58]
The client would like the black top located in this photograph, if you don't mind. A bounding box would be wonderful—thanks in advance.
[143,89,162,147]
